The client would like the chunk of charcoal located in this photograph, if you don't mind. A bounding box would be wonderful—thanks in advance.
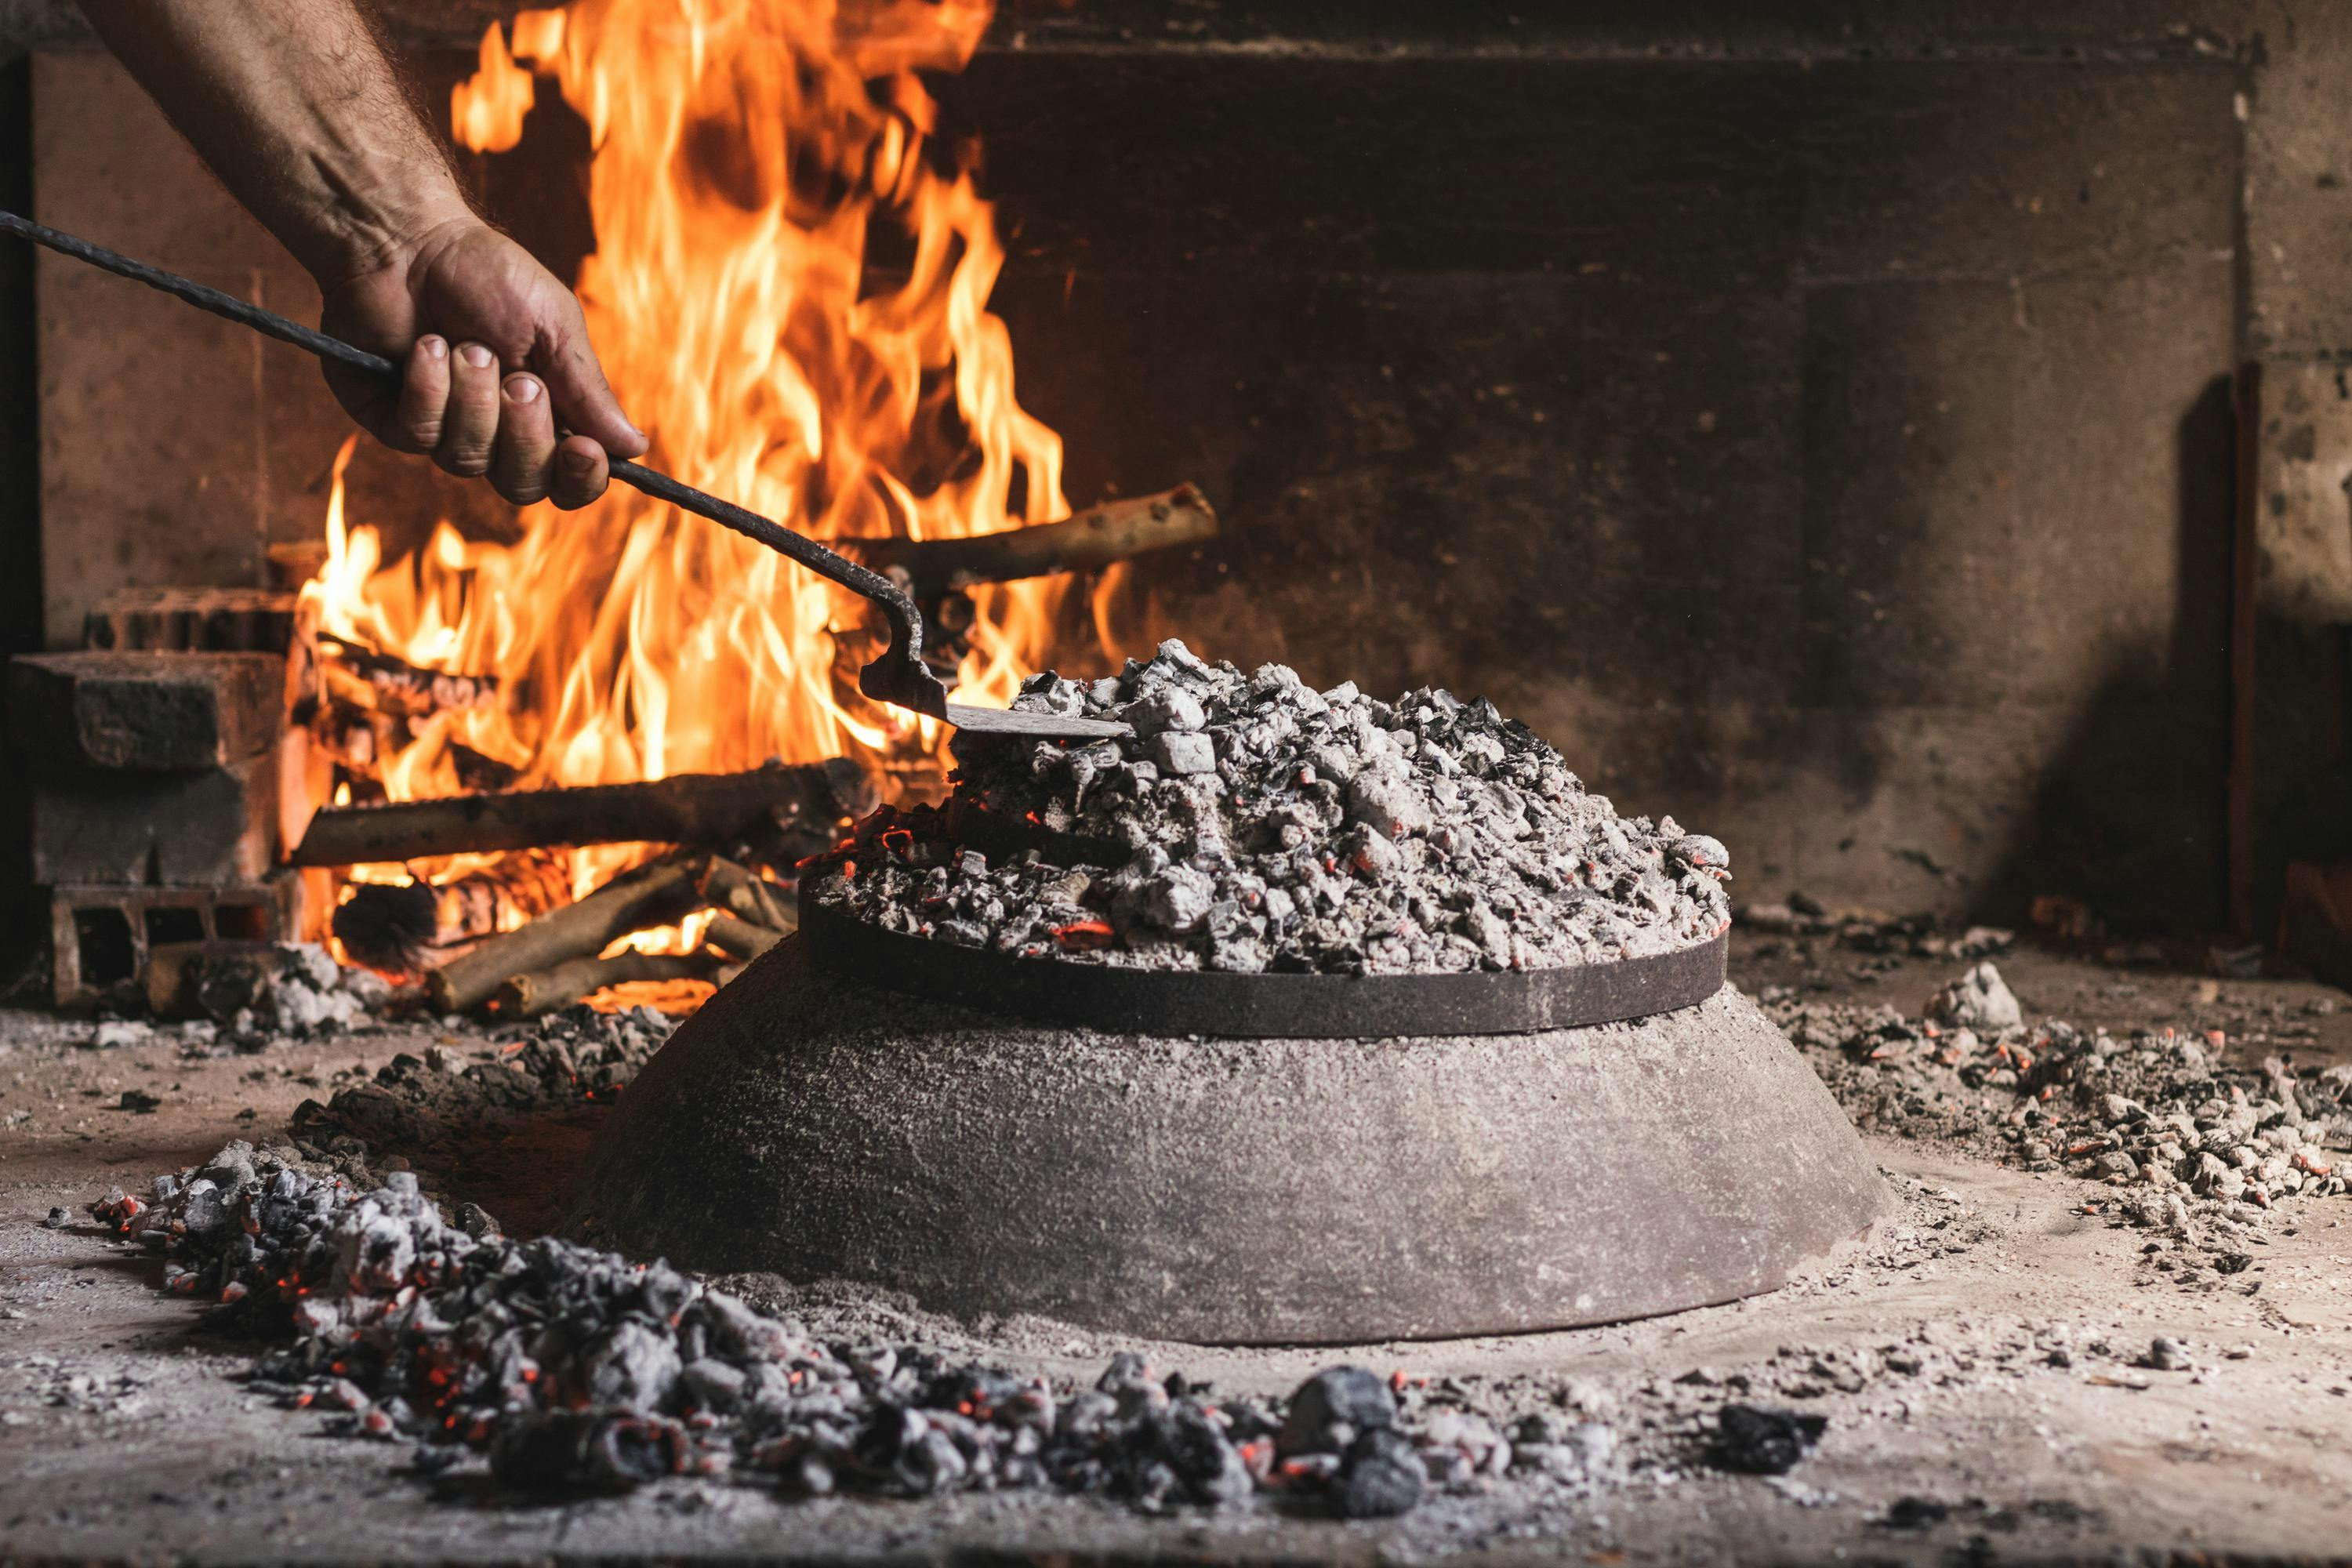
[1878,1496,1950,1530]
[681,1358,747,1411]
[1150,731,1218,775]
[1335,1428,1426,1518]
[42,1207,67,1229]
[1705,1404,1828,1475]
[576,1414,690,1491]
[1277,1366,1396,1457]
[582,1319,683,1410]
[490,1409,598,1492]
[1345,771,1432,839]
[1123,688,1206,737]
[178,1180,228,1238]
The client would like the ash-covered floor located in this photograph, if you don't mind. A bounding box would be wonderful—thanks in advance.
[6,931,2352,1564]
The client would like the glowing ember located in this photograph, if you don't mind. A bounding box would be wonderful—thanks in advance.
[302,0,1098,993]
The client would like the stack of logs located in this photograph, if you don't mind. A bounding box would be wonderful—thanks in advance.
[438,852,798,1018]
[314,762,869,1017]
[289,485,1217,1016]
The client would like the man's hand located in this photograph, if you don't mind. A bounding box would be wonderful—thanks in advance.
[320,216,647,510]
[75,1,646,510]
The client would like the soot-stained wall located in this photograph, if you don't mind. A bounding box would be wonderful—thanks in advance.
[946,43,2243,928]
[16,3,2298,931]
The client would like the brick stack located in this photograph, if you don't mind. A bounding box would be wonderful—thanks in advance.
[10,648,303,1004]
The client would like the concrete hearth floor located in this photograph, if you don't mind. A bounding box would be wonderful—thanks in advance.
[5,936,2352,1564]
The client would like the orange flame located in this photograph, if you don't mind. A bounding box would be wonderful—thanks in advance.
[451,20,535,154]
[306,0,1083,972]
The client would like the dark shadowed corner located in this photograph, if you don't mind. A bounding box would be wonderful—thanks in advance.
[0,53,42,974]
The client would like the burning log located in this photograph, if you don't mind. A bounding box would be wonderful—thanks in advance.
[428,856,706,1013]
[292,760,873,867]
[705,913,783,962]
[842,485,1217,597]
[492,952,718,1018]
[317,635,499,716]
[331,855,572,973]
[697,857,796,935]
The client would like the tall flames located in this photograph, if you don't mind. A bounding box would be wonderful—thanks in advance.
[301,0,1087,947]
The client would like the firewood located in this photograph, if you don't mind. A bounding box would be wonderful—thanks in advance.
[292,760,874,866]
[492,951,718,1018]
[428,855,706,1013]
[697,857,797,934]
[705,913,783,961]
[316,635,499,717]
[840,485,1216,597]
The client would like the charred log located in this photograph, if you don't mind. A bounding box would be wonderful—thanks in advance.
[292,760,874,867]
[428,856,706,1013]
[492,951,718,1018]
[697,857,796,934]
[705,913,783,962]
[316,636,500,717]
[841,485,1217,597]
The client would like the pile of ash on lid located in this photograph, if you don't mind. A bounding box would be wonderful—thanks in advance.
[89,1139,1613,1517]
[809,640,1730,974]
[1772,960,2352,1239]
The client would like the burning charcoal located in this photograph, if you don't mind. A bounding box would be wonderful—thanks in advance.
[1117,1404,1251,1508]
[584,1413,694,1490]
[582,1319,684,1410]
[817,638,1731,976]
[1705,1404,1828,1475]
[1345,771,1431,840]
[853,1406,968,1497]
[1277,1366,1396,1458]
[1335,1428,1426,1519]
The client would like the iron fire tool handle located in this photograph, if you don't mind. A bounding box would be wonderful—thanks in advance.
[0,208,947,720]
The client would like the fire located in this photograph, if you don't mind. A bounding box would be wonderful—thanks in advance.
[450,20,535,154]
[303,0,1087,986]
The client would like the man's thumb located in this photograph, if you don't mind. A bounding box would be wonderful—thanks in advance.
[539,325,647,460]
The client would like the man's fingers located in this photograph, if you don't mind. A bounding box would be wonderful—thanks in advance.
[550,434,611,511]
[390,336,452,453]
[434,341,503,478]
[488,374,557,504]
[535,300,648,460]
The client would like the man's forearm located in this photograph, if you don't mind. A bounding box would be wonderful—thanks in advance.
[74,0,470,283]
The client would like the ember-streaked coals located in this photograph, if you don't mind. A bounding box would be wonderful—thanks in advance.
[89,1134,1591,1514]
[810,640,1729,975]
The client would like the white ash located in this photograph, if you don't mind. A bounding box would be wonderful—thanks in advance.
[1769,962,2352,1235]
[813,641,1730,975]
[1928,961,2022,1035]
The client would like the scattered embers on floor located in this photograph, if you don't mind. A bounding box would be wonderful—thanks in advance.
[809,640,1729,975]
[1770,960,2352,1270]
[85,1145,1601,1517]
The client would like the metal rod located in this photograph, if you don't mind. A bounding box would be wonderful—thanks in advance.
[0,207,947,717]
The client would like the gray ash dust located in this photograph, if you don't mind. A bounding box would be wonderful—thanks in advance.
[1769,961,2352,1242]
[809,640,1730,974]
